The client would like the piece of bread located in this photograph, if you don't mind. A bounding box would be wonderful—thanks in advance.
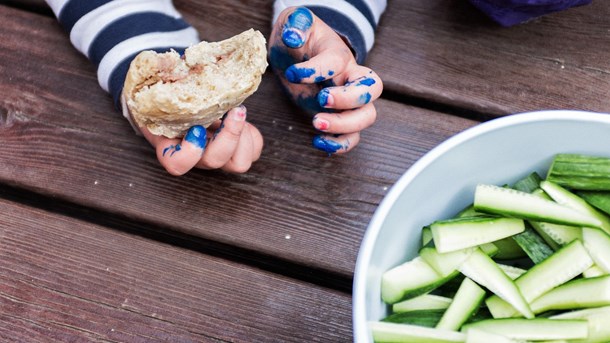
[122,29,268,138]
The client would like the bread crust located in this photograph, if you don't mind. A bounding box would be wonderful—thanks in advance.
[122,29,268,138]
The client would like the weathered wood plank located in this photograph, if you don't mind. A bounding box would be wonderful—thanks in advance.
[0,198,352,342]
[368,0,610,116]
[0,5,479,277]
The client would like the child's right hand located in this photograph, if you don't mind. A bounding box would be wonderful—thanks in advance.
[140,106,263,175]
[269,7,383,155]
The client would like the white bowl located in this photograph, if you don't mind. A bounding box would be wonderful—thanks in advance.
[352,110,610,342]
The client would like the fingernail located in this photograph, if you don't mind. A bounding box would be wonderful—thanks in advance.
[313,116,330,131]
[318,89,334,107]
[184,125,207,149]
[285,65,316,83]
[286,7,313,32]
[282,28,306,48]
[231,107,247,121]
[312,135,343,155]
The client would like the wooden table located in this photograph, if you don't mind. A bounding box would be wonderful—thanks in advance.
[1,0,609,341]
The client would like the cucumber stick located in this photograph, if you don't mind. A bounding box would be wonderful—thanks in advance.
[511,227,554,264]
[473,184,602,228]
[540,180,610,234]
[420,246,475,277]
[578,191,610,217]
[582,227,610,273]
[529,275,610,314]
[392,294,452,313]
[381,257,456,304]
[461,318,589,341]
[528,221,581,248]
[485,240,593,318]
[458,248,533,319]
[382,309,445,327]
[430,216,525,253]
[551,306,610,343]
[465,329,526,343]
[547,153,610,190]
[369,321,466,343]
[436,278,486,330]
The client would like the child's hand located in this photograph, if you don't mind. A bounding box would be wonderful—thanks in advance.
[140,106,263,175]
[269,7,383,155]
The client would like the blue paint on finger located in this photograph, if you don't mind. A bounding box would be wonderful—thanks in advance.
[163,144,182,157]
[312,135,343,155]
[282,8,313,48]
[282,29,306,48]
[359,92,372,105]
[314,76,325,83]
[357,78,376,86]
[286,7,313,32]
[318,88,331,107]
[269,46,296,72]
[328,70,335,76]
[285,65,316,83]
[184,125,207,149]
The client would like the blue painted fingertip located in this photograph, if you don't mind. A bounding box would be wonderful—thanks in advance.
[286,7,313,32]
[359,92,372,105]
[318,88,331,107]
[282,28,305,48]
[184,125,207,150]
[312,135,343,155]
[285,65,316,83]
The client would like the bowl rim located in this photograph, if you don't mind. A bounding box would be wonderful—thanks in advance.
[352,109,610,342]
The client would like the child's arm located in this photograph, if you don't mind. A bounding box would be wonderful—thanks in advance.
[46,0,263,175]
[270,2,386,155]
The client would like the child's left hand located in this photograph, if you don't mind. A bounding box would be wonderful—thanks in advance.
[269,7,383,155]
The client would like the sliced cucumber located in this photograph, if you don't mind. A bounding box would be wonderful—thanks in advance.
[492,237,527,260]
[392,294,452,313]
[430,216,525,253]
[369,321,467,343]
[528,221,581,248]
[582,227,610,273]
[436,278,486,331]
[382,309,445,327]
[458,248,533,319]
[465,328,527,343]
[529,275,610,314]
[461,318,588,341]
[473,184,601,228]
[496,263,527,280]
[511,227,554,264]
[422,226,433,246]
[511,172,543,194]
[381,257,456,304]
[486,240,593,318]
[420,246,475,277]
[551,306,610,343]
[546,153,610,190]
[578,191,610,217]
[583,265,607,278]
[540,180,610,234]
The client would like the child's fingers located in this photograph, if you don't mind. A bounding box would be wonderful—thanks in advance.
[318,67,383,110]
[197,106,247,170]
[280,7,314,49]
[154,125,208,176]
[312,132,361,155]
[284,46,352,84]
[312,103,377,135]
[220,124,256,174]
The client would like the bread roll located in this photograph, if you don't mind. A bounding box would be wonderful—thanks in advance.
[122,29,268,138]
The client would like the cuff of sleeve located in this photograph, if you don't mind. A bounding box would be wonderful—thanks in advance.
[469,0,592,26]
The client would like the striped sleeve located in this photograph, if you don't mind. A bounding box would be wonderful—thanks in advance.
[46,0,200,112]
[273,0,386,64]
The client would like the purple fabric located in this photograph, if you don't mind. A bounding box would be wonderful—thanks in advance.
[469,0,592,26]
